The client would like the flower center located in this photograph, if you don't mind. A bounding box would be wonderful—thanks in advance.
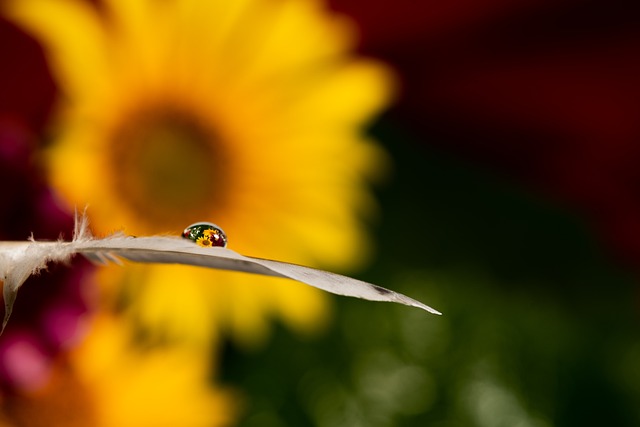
[110,109,223,228]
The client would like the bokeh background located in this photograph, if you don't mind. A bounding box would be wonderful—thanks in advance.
[1,0,640,426]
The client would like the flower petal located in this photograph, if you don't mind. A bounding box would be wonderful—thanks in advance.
[4,0,111,103]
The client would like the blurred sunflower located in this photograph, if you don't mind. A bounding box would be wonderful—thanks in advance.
[0,314,235,427]
[4,0,393,346]
[0,116,234,426]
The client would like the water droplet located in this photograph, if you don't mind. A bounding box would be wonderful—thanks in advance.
[181,222,227,248]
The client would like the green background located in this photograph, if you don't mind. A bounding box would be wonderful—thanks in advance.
[220,120,640,427]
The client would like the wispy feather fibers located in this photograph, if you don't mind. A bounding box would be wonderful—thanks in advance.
[0,214,440,334]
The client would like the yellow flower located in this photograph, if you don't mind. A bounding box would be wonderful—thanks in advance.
[196,236,213,247]
[0,314,236,427]
[5,0,393,346]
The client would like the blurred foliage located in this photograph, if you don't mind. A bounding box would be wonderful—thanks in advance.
[219,118,640,427]
[3,1,640,425]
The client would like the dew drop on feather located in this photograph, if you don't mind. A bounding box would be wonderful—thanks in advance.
[182,222,228,248]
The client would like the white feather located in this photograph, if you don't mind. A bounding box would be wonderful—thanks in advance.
[0,215,441,334]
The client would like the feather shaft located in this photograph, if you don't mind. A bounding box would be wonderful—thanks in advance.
[0,228,441,334]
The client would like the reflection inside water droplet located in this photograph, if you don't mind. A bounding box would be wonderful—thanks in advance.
[181,222,227,248]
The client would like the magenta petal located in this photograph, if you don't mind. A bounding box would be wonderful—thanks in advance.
[0,332,52,392]
[41,305,90,349]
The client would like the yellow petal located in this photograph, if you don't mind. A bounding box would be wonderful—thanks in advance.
[72,314,237,427]
[7,0,395,347]
[4,0,111,103]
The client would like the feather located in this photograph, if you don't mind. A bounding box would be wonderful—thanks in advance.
[0,215,441,334]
